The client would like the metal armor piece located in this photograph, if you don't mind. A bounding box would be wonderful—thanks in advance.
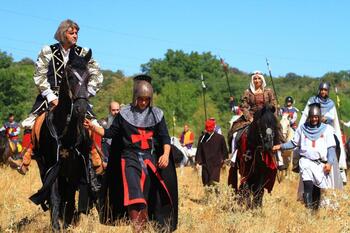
[318,82,330,91]
[285,96,294,104]
[133,75,153,106]
[308,103,322,119]
[120,104,164,128]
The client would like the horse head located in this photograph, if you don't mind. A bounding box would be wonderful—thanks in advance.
[54,49,92,146]
[249,104,282,152]
[66,49,92,119]
[280,113,291,139]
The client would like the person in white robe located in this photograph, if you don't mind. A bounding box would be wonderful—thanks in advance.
[298,82,347,184]
[273,103,343,210]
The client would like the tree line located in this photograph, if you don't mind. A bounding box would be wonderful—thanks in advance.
[1,49,350,140]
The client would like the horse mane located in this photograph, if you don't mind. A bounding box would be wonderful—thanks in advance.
[68,48,92,70]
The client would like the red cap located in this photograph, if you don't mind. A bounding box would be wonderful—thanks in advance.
[205,119,215,132]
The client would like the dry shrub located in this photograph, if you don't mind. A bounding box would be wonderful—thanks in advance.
[0,163,349,232]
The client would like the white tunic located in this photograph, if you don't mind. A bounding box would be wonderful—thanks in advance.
[292,125,343,190]
[299,98,347,170]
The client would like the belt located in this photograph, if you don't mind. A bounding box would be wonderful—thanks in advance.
[300,155,327,164]
[136,152,150,175]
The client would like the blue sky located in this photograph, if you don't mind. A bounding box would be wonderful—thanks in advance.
[0,0,349,77]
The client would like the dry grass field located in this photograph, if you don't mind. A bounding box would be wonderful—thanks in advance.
[0,162,350,233]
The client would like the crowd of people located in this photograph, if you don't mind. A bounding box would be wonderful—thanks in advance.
[1,18,350,231]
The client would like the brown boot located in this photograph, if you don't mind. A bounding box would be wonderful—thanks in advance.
[91,148,104,175]
[22,147,32,166]
[12,147,32,175]
[8,157,29,175]
[128,207,148,233]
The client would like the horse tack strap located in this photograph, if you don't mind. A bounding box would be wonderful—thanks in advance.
[72,70,85,83]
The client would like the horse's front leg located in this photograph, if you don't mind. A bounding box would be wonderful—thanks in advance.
[251,173,266,208]
[228,165,238,193]
[238,182,251,209]
[50,179,61,231]
[59,177,78,229]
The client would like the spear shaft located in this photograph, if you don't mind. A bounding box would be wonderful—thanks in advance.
[335,87,344,132]
[201,73,208,121]
[220,58,232,96]
[265,58,280,107]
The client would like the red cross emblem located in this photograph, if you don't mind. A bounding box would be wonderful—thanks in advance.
[131,129,153,149]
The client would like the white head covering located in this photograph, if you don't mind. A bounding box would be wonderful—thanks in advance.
[249,70,266,93]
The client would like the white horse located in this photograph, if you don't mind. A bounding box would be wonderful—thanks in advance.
[279,113,295,179]
[171,137,197,167]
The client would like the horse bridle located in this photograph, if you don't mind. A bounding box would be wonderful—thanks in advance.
[66,68,90,101]
[49,67,90,149]
[257,120,275,152]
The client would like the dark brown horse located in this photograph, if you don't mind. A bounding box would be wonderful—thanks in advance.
[0,130,21,165]
[228,105,283,208]
[29,49,93,231]
[0,130,11,164]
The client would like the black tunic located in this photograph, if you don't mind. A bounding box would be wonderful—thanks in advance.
[196,132,228,185]
[100,111,178,231]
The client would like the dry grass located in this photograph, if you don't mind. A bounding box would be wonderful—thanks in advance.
[0,162,350,233]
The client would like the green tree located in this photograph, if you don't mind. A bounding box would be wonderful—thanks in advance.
[0,64,36,121]
[155,81,200,127]
[0,50,13,69]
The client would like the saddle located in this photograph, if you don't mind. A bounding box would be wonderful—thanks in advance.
[32,112,47,149]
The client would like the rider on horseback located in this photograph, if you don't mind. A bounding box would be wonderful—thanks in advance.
[228,71,284,169]
[280,96,299,130]
[10,19,104,174]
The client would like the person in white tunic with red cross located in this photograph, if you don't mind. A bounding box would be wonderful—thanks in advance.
[273,103,343,210]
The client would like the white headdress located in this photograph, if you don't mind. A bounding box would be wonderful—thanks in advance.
[249,70,266,93]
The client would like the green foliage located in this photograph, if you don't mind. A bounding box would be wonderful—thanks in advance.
[90,72,132,118]
[155,81,200,128]
[1,48,350,138]
[141,49,224,93]
[0,64,36,121]
[0,50,13,69]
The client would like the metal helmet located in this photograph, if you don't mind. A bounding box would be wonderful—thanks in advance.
[318,81,330,92]
[132,74,153,106]
[285,96,294,105]
[308,103,321,123]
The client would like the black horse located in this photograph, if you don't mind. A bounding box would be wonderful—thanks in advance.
[0,130,10,164]
[228,105,283,208]
[29,49,93,231]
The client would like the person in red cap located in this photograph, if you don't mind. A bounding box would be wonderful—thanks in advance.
[195,119,228,186]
